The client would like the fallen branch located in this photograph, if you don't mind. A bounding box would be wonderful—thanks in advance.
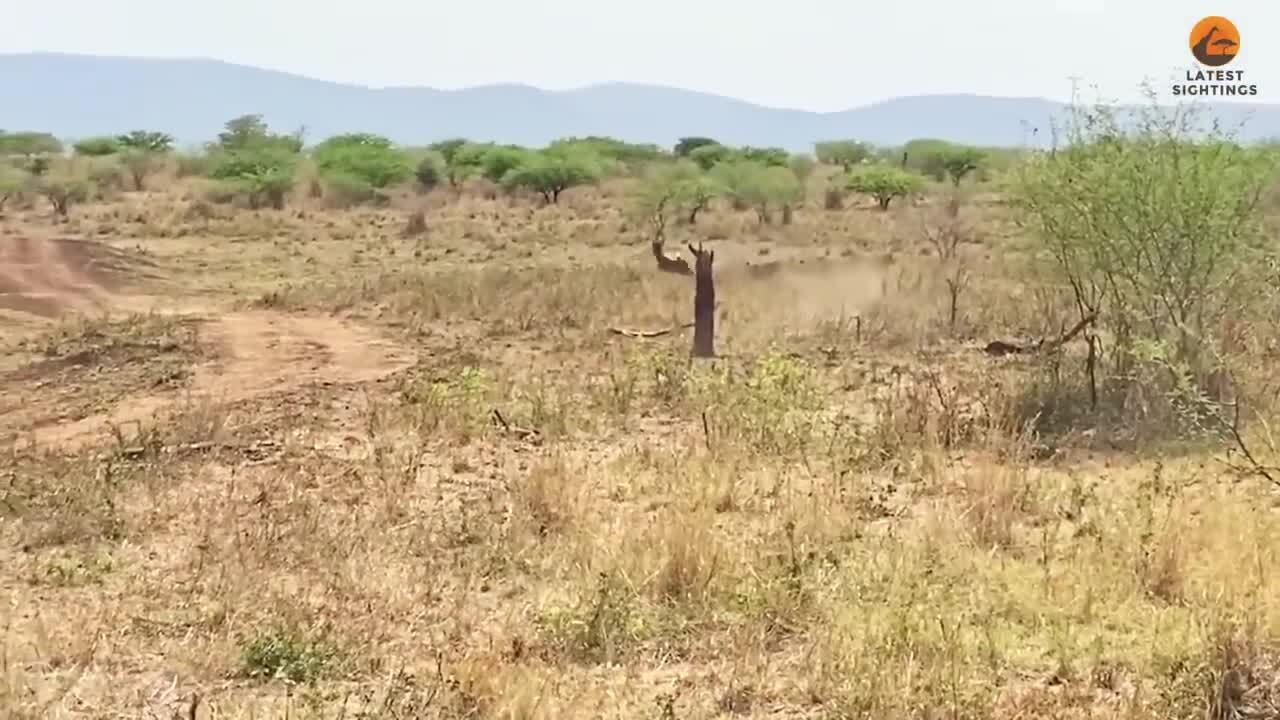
[491,408,542,444]
[607,322,695,338]
[982,312,1097,357]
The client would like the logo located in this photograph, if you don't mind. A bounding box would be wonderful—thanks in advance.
[1189,16,1240,66]
[1173,16,1257,97]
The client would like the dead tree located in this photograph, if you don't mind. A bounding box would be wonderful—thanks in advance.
[689,243,716,358]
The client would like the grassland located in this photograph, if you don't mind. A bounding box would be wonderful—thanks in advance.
[2,158,1279,720]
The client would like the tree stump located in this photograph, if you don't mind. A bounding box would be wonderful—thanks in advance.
[688,243,716,358]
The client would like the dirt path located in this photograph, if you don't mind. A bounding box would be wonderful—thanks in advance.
[0,235,151,319]
[27,310,417,450]
[2,235,417,450]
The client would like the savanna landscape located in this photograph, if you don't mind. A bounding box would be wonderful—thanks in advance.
[2,96,1280,720]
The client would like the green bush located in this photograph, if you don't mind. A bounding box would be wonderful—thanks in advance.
[428,138,469,165]
[501,148,602,204]
[674,137,719,157]
[73,136,122,157]
[550,136,664,167]
[788,154,816,187]
[116,130,175,154]
[477,145,533,184]
[322,171,384,208]
[689,143,731,171]
[414,152,445,192]
[815,140,873,170]
[35,171,91,218]
[0,163,29,211]
[215,114,302,154]
[738,146,789,167]
[845,164,925,210]
[711,160,801,223]
[0,131,63,157]
[312,133,412,189]
[206,115,302,208]
[1009,97,1280,434]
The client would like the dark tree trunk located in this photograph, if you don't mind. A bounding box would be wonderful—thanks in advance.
[689,243,716,358]
[877,196,892,211]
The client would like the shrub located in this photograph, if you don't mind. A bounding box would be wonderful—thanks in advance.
[209,147,299,209]
[711,160,802,223]
[36,172,91,218]
[322,171,383,208]
[674,137,720,157]
[120,149,162,191]
[477,145,532,184]
[789,154,816,187]
[216,114,303,154]
[901,138,978,181]
[116,130,175,154]
[312,133,412,189]
[815,140,873,170]
[73,136,122,157]
[87,157,126,194]
[0,163,29,212]
[428,138,469,164]
[174,152,211,178]
[1009,96,1280,435]
[414,152,444,192]
[549,136,664,167]
[0,131,62,157]
[738,146,789,167]
[689,143,731,170]
[206,115,302,208]
[845,164,925,210]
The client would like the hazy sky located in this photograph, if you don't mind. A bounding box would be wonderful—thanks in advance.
[2,0,1276,110]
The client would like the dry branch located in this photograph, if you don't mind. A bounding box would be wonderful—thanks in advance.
[607,321,695,338]
[982,312,1097,357]
[491,408,543,444]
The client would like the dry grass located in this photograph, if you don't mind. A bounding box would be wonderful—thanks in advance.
[2,171,1280,720]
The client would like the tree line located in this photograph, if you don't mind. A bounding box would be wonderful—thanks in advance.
[0,116,1006,217]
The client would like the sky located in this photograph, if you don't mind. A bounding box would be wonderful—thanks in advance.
[1,0,1277,111]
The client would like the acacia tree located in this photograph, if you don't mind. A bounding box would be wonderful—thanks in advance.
[501,148,601,204]
[815,140,872,170]
[712,160,801,223]
[845,164,924,210]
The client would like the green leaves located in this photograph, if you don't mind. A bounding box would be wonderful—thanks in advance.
[1008,98,1280,387]
[312,133,412,189]
[815,140,872,170]
[0,131,62,157]
[501,147,602,204]
[73,136,122,157]
[844,164,925,210]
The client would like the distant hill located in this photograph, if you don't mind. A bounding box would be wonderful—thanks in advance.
[3,52,1279,151]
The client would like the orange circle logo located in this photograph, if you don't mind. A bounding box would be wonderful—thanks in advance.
[1190,16,1240,66]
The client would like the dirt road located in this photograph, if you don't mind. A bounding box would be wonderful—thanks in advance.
[1,235,416,449]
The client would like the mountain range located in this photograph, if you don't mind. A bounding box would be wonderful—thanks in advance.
[3,52,1279,152]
